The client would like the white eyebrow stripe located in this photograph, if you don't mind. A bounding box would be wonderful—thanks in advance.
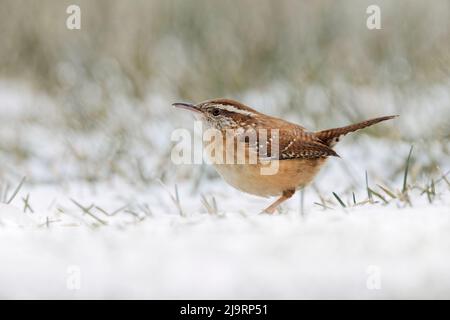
[213,104,256,116]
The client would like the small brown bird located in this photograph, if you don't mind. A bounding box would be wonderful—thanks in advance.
[173,99,397,214]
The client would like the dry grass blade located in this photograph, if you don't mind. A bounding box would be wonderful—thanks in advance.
[436,169,450,188]
[22,193,34,213]
[300,189,305,217]
[442,174,450,188]
[174,184,184,217]
[70,198,107,225]
[201,194,218,215]
[157,180,185,216]
[377,184,397,199]
[354,199,372,206]
[421,179,436,204]
[95,204,129,217]
[137,203,153,217]
[314,202,333,210]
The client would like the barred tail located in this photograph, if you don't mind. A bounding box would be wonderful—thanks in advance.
[315,115,398,146]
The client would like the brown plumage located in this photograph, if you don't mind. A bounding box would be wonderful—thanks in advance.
[173,99,397,214]
[315,115,398,147]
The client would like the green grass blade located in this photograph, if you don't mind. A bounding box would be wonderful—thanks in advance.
[6,176,26,204]
[368,187,388,204]
[313,202,333,210]
[365,171,372,201]
[332,192,347,208]
[402,146,413,194]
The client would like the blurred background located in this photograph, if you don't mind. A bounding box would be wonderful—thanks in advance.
[0,0,449,192]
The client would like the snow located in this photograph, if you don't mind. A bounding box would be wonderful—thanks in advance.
[0,179,449,299]
[1,203,450,299]
[0,203,37,227]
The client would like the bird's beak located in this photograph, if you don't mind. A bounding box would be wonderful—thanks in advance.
[172,102,201,113]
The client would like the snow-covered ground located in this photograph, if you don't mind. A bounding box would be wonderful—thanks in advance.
[1,184,450,299]
[0,81,449,299]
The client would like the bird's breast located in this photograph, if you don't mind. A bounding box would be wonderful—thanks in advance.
[212,158,326,197]
[204,134,326,197]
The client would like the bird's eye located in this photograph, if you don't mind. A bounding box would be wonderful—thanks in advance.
[212,109,220,116]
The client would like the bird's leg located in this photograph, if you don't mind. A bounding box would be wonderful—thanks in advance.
[261,189,296,214]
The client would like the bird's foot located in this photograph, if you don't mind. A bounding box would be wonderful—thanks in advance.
[260,206,277,215]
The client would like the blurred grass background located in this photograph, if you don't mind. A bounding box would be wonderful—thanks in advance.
[0,0,449,186]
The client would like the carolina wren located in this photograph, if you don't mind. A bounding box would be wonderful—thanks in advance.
[173,99,397,214]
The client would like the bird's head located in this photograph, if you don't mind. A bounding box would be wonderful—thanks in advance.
[172,99,259,130]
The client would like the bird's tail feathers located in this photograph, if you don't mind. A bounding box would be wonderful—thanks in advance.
[315,115,398,146]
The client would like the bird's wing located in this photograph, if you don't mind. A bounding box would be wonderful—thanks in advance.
[276,128,339,160]
[239,125,339,160]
